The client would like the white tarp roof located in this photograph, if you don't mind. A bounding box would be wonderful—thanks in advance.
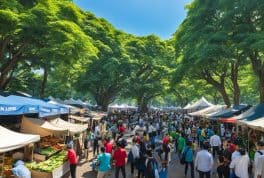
[0,125,40,153]
[49,118,87,134]
[21,117,68,137]
[69,115,89,123]
[108,104,137,109]
[90,111,107,120]
[184,97,213,110]
[238,117,264,131]
[189,105,226,117]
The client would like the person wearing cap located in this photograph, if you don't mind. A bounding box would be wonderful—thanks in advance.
[12,160,31,178]
[67,142,78,178]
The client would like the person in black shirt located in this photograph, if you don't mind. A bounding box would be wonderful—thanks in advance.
[217,156,229,178]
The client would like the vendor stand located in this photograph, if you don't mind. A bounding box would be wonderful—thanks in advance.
[0,125,40,178]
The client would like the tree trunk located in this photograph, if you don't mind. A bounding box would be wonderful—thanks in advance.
[249,52,264,103]
[137,96,149,113]
[231,62,240,105]
[95,94,111,112]
[259,75,264,103]
[202,70,231,107]
[218,84,231,107]
[40,64,48,98]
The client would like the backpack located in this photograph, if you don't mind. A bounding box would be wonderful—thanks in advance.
[180,147,190,165]
[146,158,159,178]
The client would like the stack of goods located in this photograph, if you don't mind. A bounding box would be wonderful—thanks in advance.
[2,157,14,177]
[39,136,64,148]
[26,151,66,172]
[35,136,65,161]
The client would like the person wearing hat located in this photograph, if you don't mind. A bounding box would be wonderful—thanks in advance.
[67,142,78,178]
[12,160,31,178]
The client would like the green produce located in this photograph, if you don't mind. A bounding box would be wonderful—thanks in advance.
[39,147,57,156]
[26,151,67,172]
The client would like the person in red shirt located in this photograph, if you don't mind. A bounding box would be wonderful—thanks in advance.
[118,124,126,134]
[104,137,113,154]
[133,133,141,144]
[67,143,78,178]
[113,142,127,178]
[228,140,236,153]
[163,133,170,145]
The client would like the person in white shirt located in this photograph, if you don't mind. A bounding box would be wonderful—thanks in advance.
[232,144,241,161]
[130,138,140,177]
[195,142,214,178]
[254,141,264,178]
[256,155,264,178]
[230,148,249,178]
[209,132,222,158]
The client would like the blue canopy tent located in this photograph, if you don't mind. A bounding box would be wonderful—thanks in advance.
[7,95,63,117]
[0,96,38,115]
[210,104,250,119]
[238,104,264,121]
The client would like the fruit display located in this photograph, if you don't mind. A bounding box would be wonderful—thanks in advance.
[1,157,14,177]
[26,150,67,172]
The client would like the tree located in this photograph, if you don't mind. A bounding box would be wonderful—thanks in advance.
[124,35,173,112]
[75,14,131,111]
[173,0,247,107]
[220,0,264,103]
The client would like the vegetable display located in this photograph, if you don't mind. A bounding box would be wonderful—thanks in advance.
[26,151,67,172]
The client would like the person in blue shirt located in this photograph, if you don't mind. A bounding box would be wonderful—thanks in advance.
[196,127,202,147]
[12,160,31,178]
[182,141,194,178]
[97,147,111,178]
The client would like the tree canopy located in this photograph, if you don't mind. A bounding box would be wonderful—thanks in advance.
[1,0,263,111]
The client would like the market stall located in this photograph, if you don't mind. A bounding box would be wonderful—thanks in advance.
[189,105,226,117]
[183,97,213,113]
[49,118,88,155]
[0,125,40,177]
[69,115,90,124]
[238,117,264,132]
[20,117,68,137]
[49,118,87,134]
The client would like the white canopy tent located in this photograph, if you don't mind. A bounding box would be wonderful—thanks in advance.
[0,125,40,153]
[69,115,90,123]
[20,117,68,137]
[184,97,213,110]
[49,118,87,134]
[189,105,226,117]
[238,117,264,131]
[108,104,138,111]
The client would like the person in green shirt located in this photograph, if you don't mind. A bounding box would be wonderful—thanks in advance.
[177,133,186,159]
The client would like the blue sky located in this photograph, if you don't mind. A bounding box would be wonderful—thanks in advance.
[74,0,192,39]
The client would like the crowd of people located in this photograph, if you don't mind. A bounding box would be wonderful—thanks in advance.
[70,110,264,178]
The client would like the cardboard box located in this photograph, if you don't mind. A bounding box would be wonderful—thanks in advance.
[33,153,46,162]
